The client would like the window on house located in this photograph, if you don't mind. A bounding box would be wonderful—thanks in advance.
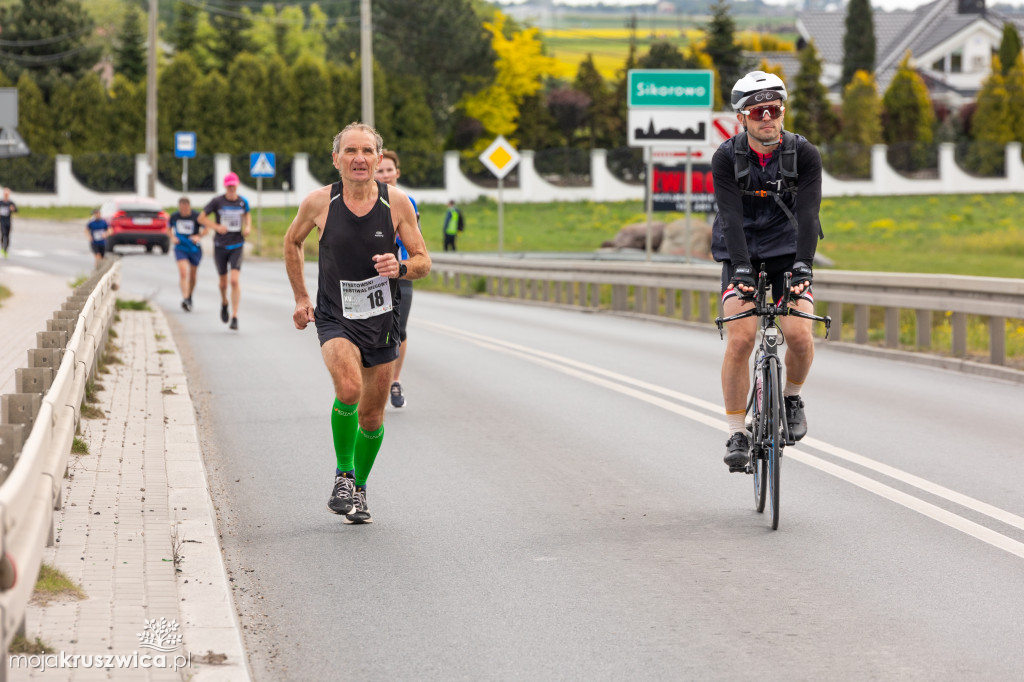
[932,57,945,71]
[950,50,962,73]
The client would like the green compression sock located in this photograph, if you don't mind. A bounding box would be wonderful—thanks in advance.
[353,425,384,486]
[331,399,359,472]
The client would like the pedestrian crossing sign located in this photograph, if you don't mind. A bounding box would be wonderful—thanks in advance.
[478,136,520,179]
[250,152,276,178]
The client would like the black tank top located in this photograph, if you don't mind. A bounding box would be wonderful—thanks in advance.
[315,180,400,348]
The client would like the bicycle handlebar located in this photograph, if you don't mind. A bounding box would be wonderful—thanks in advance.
[714,263,831,339]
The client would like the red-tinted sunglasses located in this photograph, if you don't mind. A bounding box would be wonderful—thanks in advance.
[741,104,785,120]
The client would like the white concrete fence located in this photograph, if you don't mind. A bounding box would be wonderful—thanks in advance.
[6,142,1024,209]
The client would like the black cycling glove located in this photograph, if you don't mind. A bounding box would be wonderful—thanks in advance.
[729,263,756,298]
[790,261,813,290]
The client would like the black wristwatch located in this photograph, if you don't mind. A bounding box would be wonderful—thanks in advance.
[398,262,407,278]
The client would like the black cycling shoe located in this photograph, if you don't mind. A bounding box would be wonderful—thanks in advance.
[724,432,750,468]
[784,396,807,441]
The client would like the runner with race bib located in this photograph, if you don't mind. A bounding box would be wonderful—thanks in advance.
[199,172,251,330]
[284,123,431,525]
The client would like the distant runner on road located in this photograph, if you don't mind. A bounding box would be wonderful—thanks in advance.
[199,173,251,331]
[374,149,421,409]
[168,197,208,312]
[283,122,431,525]
[0,187,18,258]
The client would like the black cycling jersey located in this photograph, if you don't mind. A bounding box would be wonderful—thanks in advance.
[710,130,823,265]
[315,180,401,351]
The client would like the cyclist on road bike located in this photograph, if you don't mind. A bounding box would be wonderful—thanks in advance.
[711,71,824,469]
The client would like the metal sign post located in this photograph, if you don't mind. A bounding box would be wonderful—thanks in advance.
[478,136,520,256]
[174,132,196,193]
[249,152,276,256]
[645,147,654,261]
[685,146,692,263]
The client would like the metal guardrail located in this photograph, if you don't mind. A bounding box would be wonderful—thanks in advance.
[428,254,1024,373]
[0,259,119,663]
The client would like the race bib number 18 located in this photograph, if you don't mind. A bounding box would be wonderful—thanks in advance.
[340,275,393,319]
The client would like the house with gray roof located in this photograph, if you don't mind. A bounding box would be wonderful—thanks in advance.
[797,0,1024,107]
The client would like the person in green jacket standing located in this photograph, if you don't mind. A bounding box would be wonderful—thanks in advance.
[442,200,461,252]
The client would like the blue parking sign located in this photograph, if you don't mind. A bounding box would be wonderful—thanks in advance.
[250,152,276,178]
[175,132,196,159]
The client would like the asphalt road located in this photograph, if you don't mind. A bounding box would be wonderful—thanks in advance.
[8,220,1024,681]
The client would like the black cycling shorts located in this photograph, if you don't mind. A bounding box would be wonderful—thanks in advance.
[214,245,244,275]
[396,279,413,342]
[721,254,813,305]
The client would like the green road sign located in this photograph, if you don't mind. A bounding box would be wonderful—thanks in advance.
[628,70,714,108]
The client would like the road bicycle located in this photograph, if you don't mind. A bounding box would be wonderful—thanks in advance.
[715,264,831,530]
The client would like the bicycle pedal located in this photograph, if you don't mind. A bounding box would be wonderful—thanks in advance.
[728,465,748,474]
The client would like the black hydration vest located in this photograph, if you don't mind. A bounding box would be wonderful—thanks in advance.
[733,130,823,239]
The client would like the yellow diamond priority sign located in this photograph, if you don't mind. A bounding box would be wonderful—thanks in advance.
[479,135,520,179]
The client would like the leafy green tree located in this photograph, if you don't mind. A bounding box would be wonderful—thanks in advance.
[168,0,200,53]
[263,56,300,155]
[208,7,252,72]
[968,58,1014,175]
[461,15,558,151]
[574,55,619,149]
[48,79,75,153]
[705,0,744,107]
[374,0,495,134]
[221,54,268,153]
[193,71,232,156]
[837,70,882,178]
[611,43,638,148]
[114,3,147,82]
[842,0,876,86]
[514,93,561,152]
[789,40,838,145]
[385,75,442,185]
[66,73,110,153]
[547,88,591,147]
[0,0,101,96]
[158,52,202,153]
[638,42,688,69]
[108,75,145,154]
[998,23,1022,76]
[15,72,54,156]
[882,52,934,170]
[290,57,334,155]
[1006,53,1024,134]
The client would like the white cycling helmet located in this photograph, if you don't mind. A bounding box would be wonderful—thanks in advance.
[731,71,788,112]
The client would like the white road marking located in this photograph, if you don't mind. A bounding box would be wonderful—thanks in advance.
[419,319,1024,561]
[10,249,45,258]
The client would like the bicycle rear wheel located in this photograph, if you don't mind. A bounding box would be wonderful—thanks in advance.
[766,360,783,530]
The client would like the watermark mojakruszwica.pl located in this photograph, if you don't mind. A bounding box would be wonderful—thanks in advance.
[9,617,191,673]
[9,651,192,673]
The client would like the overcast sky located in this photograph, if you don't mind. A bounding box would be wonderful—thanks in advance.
[504,0,1024,12]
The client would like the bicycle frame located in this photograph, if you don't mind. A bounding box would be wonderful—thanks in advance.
[715,263,831,529]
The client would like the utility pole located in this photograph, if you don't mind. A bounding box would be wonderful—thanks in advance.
[360,0,374,127]
[146,0,157,197]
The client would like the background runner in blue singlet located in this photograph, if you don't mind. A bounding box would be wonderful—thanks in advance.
[375,149,421,408]
[168,197,208,312]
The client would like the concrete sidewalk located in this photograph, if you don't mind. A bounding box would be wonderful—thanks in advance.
[2,264,250,680]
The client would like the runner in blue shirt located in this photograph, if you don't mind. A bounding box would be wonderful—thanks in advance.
[85,209,109,267]
[168,197,209,312]
[375,150,421,408]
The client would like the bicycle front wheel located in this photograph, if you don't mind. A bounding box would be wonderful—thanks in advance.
[751,369,768,513]
[767,360,783,530]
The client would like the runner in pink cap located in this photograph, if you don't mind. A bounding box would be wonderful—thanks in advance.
[199,171,251,330]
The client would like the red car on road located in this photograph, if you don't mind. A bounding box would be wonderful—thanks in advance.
[100,196,170,254]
